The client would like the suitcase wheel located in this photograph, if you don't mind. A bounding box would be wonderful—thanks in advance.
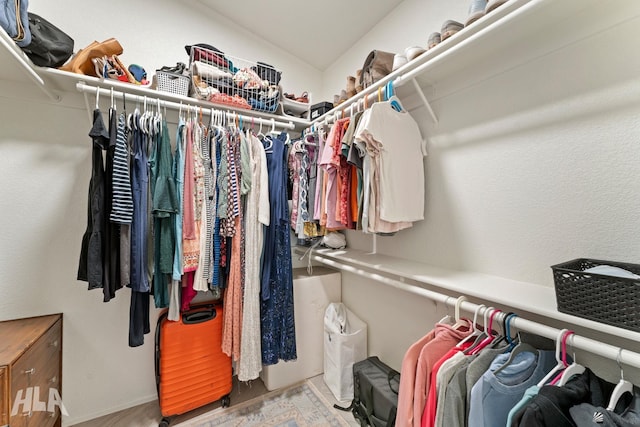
[159,417,171,427]
[222,394,231,408]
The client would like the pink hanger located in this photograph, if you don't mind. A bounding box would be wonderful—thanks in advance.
[468,308,502,356]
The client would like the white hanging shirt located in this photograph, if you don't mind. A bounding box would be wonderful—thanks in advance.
[355,101,426,223]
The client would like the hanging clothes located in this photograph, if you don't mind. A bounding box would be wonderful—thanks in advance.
[222,129,245,362]
[78,108,110,290]
[151,119,178,308]
[129,110,151,347]
[412,321,473,427]
[511,368,624,426]
[103,107,121,302]
[237,130,270,381]
[130,110,150,294]
[261,132,297,365]
[111,111,133,289]
[211,128,224,293]
[168,118,186,321]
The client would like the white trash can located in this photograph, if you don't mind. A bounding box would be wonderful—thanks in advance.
[323,302,367,402]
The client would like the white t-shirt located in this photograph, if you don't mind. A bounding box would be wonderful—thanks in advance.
[355,101,426,223]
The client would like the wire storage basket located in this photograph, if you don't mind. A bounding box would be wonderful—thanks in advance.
[188,45,282,113]
[551,258,640,332]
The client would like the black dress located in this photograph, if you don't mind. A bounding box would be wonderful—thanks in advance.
[78,109,110,289]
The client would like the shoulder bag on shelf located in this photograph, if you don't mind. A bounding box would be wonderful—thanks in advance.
[21,12,73,68]
[361,50,395,89]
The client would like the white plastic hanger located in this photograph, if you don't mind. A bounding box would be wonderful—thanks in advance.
[535,329,570,387]
[437,296,454,325]
[458,304,486,350]
[606,349,634,411]
[452,296,468,330]
[385,81,404,112]
[556,332,585,386]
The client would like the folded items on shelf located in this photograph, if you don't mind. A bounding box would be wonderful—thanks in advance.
[192,60,232,81]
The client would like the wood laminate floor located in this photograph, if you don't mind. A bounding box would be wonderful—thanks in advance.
[71,374,359,427]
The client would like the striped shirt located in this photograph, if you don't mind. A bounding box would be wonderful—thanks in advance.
[110,113,134,224]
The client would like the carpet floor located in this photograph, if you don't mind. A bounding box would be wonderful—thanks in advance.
[176,379,352,426]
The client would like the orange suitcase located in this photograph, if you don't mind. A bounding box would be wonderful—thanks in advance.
[155,303,232,426]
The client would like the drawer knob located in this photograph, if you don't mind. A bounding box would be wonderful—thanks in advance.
[49,375,58,384]
[23,368,35,375]
[50,340,59,348]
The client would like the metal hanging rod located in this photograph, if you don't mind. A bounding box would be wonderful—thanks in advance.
[75,81,296,130]
[305,252,640,370]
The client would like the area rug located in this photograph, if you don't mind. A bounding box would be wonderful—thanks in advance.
[179,380,352,427]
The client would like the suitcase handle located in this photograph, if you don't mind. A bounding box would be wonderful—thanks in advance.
[183,308,217,324]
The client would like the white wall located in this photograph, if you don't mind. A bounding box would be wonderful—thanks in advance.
[0,1,321,425]
[320,0,469,102]
[323,0,640,386]
[4,0,640,424]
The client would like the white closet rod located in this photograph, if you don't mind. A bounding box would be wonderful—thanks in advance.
[307,253,640,369]
[75,82,296,130]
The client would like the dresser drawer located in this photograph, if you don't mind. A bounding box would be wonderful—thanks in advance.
[9,319,61,427]
[0,366,7,426]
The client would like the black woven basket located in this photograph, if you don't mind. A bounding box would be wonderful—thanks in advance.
[552,258,640,332]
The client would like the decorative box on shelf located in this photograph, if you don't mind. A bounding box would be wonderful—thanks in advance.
[310,101,333,120]
[551,258,640,332]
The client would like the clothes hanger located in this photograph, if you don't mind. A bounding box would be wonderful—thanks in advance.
[458,304,486,350]
[548,329,574,386]
[497,312,517,350]
[385,81,404,112]
[532,328,570,387]
[95,87,100,110]
[450,296,468,330]
[490,311,514,348]
[493,322,546,376]
[437,296,455,325]
[468,308,501,355]
[556,332,585,386]
[110,87,115,111]
[606,348,634,411]
[492,330,538,376]
[262,119,276,152]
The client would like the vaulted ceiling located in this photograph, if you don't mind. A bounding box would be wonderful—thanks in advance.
[195,0,405,70]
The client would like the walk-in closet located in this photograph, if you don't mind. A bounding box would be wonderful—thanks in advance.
[1,0,639,426]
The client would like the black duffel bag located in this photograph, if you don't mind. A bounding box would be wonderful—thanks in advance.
[335,356,400,427]
[21,12,73,68]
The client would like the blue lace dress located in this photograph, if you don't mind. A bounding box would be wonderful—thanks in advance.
[261,132,297,365]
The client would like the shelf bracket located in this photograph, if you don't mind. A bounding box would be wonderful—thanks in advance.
[411,78,438,124]
[0,30,61,102]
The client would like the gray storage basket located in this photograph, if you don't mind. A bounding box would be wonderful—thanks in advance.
[552,258,640,332]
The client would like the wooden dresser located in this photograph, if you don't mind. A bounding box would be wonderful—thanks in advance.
[0,314,62,427]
